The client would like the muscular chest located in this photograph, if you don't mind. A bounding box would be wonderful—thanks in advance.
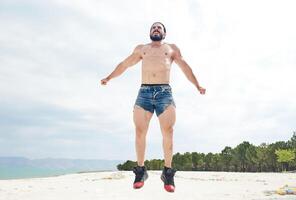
[141,45,173,62]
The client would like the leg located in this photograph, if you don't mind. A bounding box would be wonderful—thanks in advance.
[133,105,153,166]
[158,105,176,168]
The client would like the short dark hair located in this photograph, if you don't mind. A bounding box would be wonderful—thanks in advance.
[151,22,166,33]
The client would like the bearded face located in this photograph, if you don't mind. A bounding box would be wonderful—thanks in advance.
[150,30,163,41]
[150,23,166,41]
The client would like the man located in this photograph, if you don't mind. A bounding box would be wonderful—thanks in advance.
[101,22,206,192]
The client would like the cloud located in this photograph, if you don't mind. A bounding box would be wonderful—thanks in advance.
[0,0,295,160]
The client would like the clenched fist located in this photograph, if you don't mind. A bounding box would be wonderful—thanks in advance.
[101,77,110,85]
[198,86,206,95]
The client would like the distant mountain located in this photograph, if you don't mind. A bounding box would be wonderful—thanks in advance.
[0,156,122,170]
[0,157,123,179]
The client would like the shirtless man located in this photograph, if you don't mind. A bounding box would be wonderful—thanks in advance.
[101,22,206,192]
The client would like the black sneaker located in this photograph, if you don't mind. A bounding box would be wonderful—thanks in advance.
[133,166,148,189]
[161,167,176,192]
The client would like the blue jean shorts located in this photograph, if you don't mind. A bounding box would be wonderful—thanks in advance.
[134,84,176,117]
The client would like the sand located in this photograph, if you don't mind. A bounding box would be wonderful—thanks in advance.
[0,171,295,200]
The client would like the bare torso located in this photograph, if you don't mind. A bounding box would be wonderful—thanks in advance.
[140,43,174,84]
[101,39,205,94]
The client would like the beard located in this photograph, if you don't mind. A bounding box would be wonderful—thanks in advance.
[150,33,164,41]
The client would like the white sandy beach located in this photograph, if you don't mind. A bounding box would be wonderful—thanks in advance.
[0,171,295,200]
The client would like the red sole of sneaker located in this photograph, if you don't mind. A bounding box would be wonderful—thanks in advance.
[164,185,175,192]
[133,182,144,189]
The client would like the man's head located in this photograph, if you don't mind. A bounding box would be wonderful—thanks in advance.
[150,22,166,41]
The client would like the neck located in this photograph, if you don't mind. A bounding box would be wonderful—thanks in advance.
[151,40,163,47]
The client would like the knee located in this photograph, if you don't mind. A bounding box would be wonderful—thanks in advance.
[135,126,148,136]
[161,126,174,135]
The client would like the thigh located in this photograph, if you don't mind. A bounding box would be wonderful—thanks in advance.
[133,105,154,130]
[158,105,176,130]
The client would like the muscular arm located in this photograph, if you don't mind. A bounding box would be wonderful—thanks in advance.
[171,44,202,90]
[105,45,143,81]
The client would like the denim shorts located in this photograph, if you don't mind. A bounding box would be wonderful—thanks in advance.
[134,84,176,117]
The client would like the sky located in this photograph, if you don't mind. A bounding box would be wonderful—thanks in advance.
[0,0,295,160]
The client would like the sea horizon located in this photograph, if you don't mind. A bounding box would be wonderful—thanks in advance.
[0,156,121,180]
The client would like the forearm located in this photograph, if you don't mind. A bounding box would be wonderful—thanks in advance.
[106,63,128,80]
[186,68,201,89]
[179,61,201,89]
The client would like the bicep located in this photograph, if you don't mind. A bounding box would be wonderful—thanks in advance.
[172,44,184,66]
[171,45,191,72]
[173,50,187,69]
[121,54,140,66]
[122,46,142,67]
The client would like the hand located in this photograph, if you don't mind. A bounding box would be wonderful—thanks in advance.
[197,86,206,95]
[101,77,110,86]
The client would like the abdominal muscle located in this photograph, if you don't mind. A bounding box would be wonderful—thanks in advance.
[141,69,170,84]
[142,59,171,84]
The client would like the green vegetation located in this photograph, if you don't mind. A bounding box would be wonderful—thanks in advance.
[117,132,296,172]
[275,149,295,171]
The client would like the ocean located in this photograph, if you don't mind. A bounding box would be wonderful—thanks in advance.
[0,166,89,180]
[0,157,121,180]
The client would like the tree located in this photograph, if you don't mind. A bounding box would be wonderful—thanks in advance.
[204,153,214,171]
[117,164,122,170]
[267,141,289,172]
[116,132,296,172]
[172,153,182,170]
[221,146,232,171]
[245,144,258,172]
[149,159,163,170]
[287,131,296,149]
[256,143,269,172]
[275,149,295,171]
[212,153,222,171]
[172,152,192,171]
[192,152,205,171]
[191,152,199,170]
[234,141,252,172]
[117,160,137,170]
[183,152,193,171]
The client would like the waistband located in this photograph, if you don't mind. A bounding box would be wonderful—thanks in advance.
[141,84,170,86]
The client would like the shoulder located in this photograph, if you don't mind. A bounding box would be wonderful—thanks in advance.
[132,44,145,54]
[134,44,145,51]
[166,43,181,59]
[167,43,180,51]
